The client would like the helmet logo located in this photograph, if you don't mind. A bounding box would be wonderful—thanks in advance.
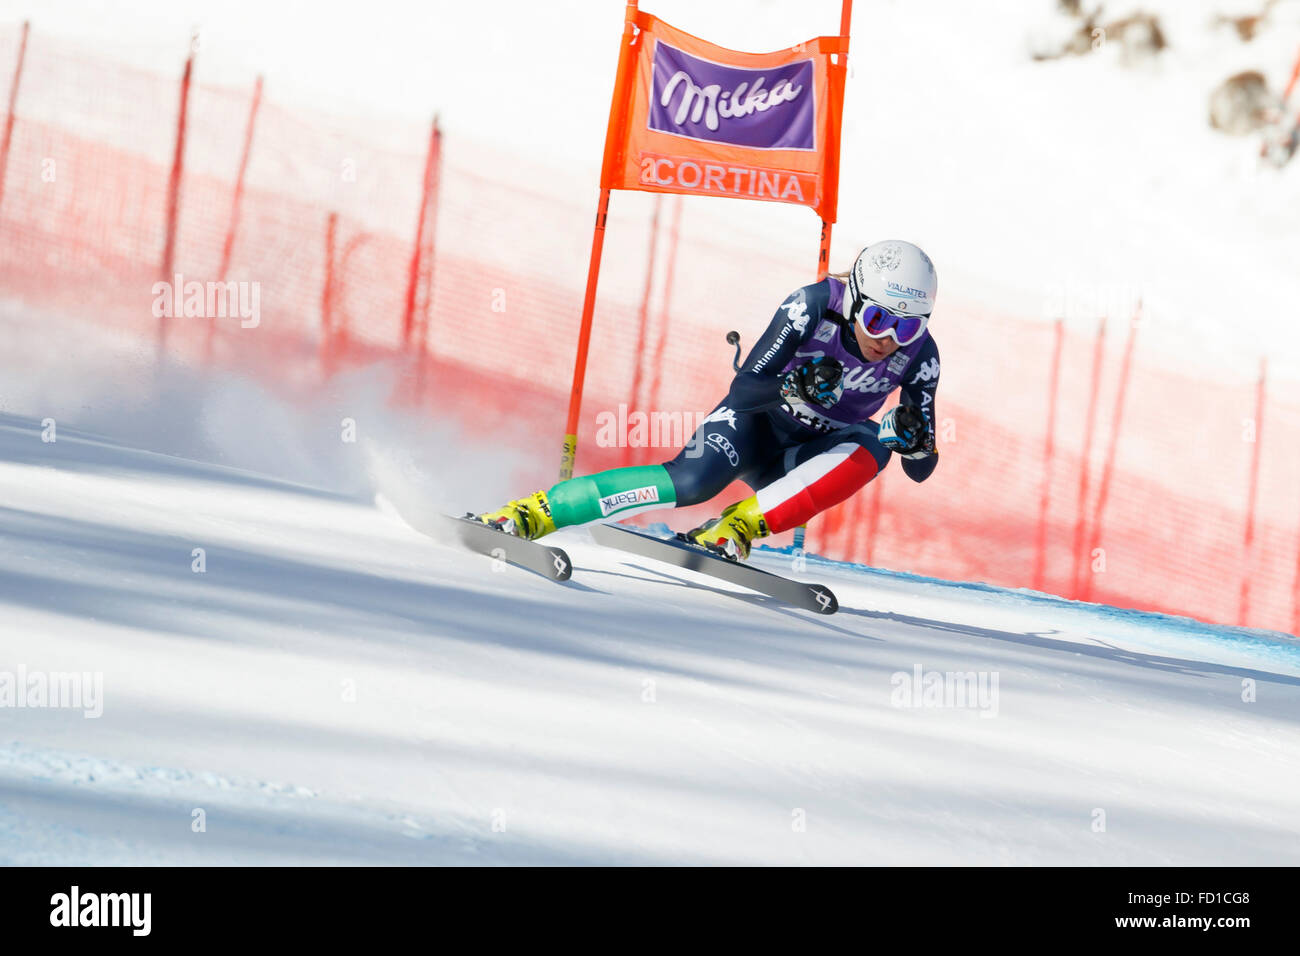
[886,280,927,299]
[869,243,902,273]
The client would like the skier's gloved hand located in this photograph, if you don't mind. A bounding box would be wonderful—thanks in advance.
[780,356,844,409]
[879,404,935,459]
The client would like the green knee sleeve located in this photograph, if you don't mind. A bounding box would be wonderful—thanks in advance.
[546,465,677,528]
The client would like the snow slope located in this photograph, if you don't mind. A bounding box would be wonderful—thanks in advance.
[2,412,1297,865]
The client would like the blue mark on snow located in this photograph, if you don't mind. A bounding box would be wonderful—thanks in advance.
[632,521,1300,672]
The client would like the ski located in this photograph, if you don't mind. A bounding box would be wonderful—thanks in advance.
[441,514,573,581]
[376,495,573,582]
[589,522,838,614]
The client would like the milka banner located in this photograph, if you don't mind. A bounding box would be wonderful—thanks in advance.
[601,11,849,222]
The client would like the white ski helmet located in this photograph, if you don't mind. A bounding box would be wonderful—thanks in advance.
[845,240,937,345]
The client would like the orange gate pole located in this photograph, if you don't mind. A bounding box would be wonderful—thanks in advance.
[560,189,613,480]
[815,0,853,280]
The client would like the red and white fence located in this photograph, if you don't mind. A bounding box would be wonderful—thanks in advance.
[1,23,1297,634]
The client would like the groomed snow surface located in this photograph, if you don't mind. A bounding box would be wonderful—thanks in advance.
[2,407,1298,865]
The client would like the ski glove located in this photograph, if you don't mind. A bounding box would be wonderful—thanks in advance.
[780,356,844,409]
[879,404,935,459]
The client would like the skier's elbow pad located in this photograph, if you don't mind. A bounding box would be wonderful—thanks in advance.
[901,453,938,483]
[726,374,782,412]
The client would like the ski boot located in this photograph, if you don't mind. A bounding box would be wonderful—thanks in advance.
[686,495,769,561]
[473,490,556,540]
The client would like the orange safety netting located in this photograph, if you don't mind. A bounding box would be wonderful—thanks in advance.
[0,24,1296,635]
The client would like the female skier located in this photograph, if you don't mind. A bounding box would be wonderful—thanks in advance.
[475,239,941,560]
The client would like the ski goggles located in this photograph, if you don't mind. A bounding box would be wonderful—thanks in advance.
[854,298,930,346]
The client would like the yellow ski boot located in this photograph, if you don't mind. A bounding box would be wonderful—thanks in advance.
[687,495,769,561]
[474,490,557,541]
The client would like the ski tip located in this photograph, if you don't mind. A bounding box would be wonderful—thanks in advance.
[548,547,574,581]
[808,585,838,614]
[443,513,573,583]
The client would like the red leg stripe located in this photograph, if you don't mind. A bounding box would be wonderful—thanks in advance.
[759,445,881,535]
